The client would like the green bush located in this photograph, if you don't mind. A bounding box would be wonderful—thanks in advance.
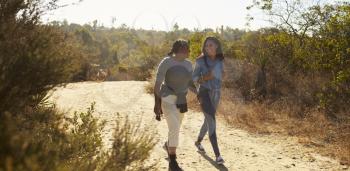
[242,1,350,117]
[0,1,157,170]
[0,102,157,171]
[0,0,82,113]
[0,103,103,171]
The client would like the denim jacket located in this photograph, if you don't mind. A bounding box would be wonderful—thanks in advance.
[192,56,224,91]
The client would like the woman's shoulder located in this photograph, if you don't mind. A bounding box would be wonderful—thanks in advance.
[182,59,193,68]
[159,56,172,64]
[195,55,205,64]
[163,56,172,61]
[196,54,205,60]
[183,58,192,64]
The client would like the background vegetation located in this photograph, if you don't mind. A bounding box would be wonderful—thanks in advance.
[1,0,349,169]
[0,0,156,170]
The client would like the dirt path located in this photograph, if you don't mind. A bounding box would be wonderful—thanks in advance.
[49,81,347,171]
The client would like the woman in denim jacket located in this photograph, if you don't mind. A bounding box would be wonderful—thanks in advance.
[193,36,225,165]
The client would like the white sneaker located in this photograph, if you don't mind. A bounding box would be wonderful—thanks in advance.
[216,156,225,165]
[195,141,205,153]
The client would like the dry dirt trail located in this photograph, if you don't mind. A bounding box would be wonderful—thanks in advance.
[49,81,347,171]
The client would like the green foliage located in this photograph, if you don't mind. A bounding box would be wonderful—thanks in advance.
[64,102,105,170]
[189,32,205,60]
[0,103,102,171]
[0,0,82,113]
[53,18,251,81]
[1,1,157,170]
[0,102,157,171]
[310,4,350,112]
[240,1,350,115]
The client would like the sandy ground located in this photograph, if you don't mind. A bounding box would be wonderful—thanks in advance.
[49,81,348,171]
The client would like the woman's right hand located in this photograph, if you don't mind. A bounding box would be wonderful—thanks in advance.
[199,71,214,83]
[154,95,162,121]
[204,71,215,80]
[154,104,162,121]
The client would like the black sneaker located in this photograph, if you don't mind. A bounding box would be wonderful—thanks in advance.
[169,160,183,171]
[195,141,205,153]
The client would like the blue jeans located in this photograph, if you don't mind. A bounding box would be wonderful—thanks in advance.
[197,86,221,157]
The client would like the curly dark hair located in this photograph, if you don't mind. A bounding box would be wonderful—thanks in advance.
[167,39,189,56]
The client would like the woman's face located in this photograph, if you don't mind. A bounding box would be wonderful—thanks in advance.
[205,40,218,58]
[177,47,190,59]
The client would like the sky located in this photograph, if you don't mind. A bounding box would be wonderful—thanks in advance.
[43,0,271,31]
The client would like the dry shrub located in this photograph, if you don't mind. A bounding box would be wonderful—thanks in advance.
[101,115,157,170]
[145,68,157,94]
[218,86,350,165]
[222,59,258,100]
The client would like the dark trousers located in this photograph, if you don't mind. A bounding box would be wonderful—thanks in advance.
[197,87,221,157]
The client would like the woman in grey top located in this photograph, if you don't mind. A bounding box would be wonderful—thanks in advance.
[153,39,195,171]
[193,36,225,165]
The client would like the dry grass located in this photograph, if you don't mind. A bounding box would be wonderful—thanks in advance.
[145,68,156,94]
[188,87,350,165]
[214,87,350,166]
[187,58,350,165]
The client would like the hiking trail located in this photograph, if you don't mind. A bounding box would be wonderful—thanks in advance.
[49,81,348,171]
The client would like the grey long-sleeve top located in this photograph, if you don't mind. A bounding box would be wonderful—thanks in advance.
[154,56,196,104]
